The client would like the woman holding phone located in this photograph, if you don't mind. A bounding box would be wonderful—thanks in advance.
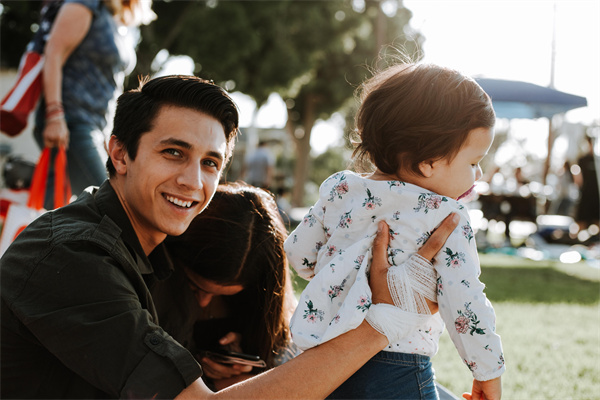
[152,182,298,390]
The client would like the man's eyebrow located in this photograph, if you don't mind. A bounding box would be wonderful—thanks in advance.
[159,138,192,149]
[208,151,225,163]
[159,138,224,161]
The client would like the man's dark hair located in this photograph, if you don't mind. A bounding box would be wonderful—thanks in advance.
[106,75,239,176]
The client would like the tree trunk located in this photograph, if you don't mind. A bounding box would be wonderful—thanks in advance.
[291,95,317,207]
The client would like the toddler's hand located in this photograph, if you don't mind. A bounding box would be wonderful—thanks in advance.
[463,377,502,400]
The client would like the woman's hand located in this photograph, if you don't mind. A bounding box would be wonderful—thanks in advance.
[198,332,252,380]
[218,332,243,352]
[43,117,69,148]
[199,356,253,380]
[41,2,92,149]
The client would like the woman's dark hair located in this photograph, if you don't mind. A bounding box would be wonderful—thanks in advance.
[166,182,290,367]
[352,63,496,176]
[106,75,239,176]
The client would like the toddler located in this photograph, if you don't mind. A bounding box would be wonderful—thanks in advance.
[284,63,505,399]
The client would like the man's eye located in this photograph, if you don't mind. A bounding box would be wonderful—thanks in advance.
[203,159,218,168]
[164,149,181,157]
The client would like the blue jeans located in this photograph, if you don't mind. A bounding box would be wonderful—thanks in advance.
[34,116,108,209]
[327,351,439,400]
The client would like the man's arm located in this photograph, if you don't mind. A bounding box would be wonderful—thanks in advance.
[176,213,459,399]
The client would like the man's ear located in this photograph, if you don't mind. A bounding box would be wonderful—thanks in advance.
[108,136,128,175]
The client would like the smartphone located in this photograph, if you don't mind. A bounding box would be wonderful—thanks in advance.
[202,349,267,368]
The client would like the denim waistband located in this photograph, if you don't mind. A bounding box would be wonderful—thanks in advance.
[371,350,431,366]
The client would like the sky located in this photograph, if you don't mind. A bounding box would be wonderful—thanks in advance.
[160,0,600,157]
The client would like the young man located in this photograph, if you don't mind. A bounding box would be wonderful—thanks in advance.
[1,75,460,399]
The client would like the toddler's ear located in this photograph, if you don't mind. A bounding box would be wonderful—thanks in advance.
[418,160,435,178]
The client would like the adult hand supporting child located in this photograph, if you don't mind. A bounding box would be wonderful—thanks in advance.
[370,212,460,307]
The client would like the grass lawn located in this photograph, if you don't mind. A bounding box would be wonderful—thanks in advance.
[432,254,600,400]
[291,253,600,399]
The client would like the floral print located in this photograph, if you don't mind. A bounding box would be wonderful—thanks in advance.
[464,359,478,372]
[338,211,353,228]
[388,181,405,190]
[303,213,317,227]
[326,244,344,257]
[303,300,324,323]
[328,174,349,202]
[414,193,448,214]
[354,254,365,269]
[444,247,466,268]
[363,188,383,210]
[302,258,316,270]
[455,302,486,336]
[462,223,474,243]
[284,170,504,382]
[356,295,371,311]
[416,230,432,246]
[387,248,404,266]
[328,279,347,301]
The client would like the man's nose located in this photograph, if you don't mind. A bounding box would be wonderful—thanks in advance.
[178,162,203,190]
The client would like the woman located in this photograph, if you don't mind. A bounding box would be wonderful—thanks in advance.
[152,182,298,390]
[34,0,154,207]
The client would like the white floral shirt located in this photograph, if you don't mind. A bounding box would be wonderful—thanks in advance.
[284,171,505,381]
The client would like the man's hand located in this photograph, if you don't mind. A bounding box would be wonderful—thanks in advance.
[369,213,459,305]
[463,377,502,400]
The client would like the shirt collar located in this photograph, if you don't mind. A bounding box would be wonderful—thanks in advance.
[93,180,174,279]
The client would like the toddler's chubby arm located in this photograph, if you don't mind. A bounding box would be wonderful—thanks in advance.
[284,202,326,280]
[434,208,505,382]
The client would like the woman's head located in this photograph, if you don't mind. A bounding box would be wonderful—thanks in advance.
[166,182,290,364]
[104,0,156,26]
[168,182,287,288]
[352,63,496,179]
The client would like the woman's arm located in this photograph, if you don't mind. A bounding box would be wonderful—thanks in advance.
[176,214,459,399]
[42,2,92,148]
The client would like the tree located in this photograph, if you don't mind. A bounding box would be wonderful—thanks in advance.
[279,1,422,205]
[0,1,42,69]
[130,0,316,107]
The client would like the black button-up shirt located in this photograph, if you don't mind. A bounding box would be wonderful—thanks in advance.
[1,181,202,399]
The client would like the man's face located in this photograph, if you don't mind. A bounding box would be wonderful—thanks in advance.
[113,105,227,253]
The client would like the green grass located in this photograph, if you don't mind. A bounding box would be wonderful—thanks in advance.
[292,254,600,399]
[432,254,600,400]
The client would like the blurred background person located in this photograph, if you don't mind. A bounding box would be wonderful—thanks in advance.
[34,0,155,208]
[573,135,599,233]
[151,182,299,391]
[242,140,275,189]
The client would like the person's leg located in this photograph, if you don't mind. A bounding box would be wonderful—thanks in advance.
[65,122,108,196]
[327,351,438,400]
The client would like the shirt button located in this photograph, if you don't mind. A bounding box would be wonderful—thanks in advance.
[149,335,161,345]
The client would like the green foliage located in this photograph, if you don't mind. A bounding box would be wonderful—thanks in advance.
[309,144,353,188]
[132,0,319,106]
[0,1,41,68]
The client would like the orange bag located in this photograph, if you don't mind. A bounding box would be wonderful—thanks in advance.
[0,147,71,256]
